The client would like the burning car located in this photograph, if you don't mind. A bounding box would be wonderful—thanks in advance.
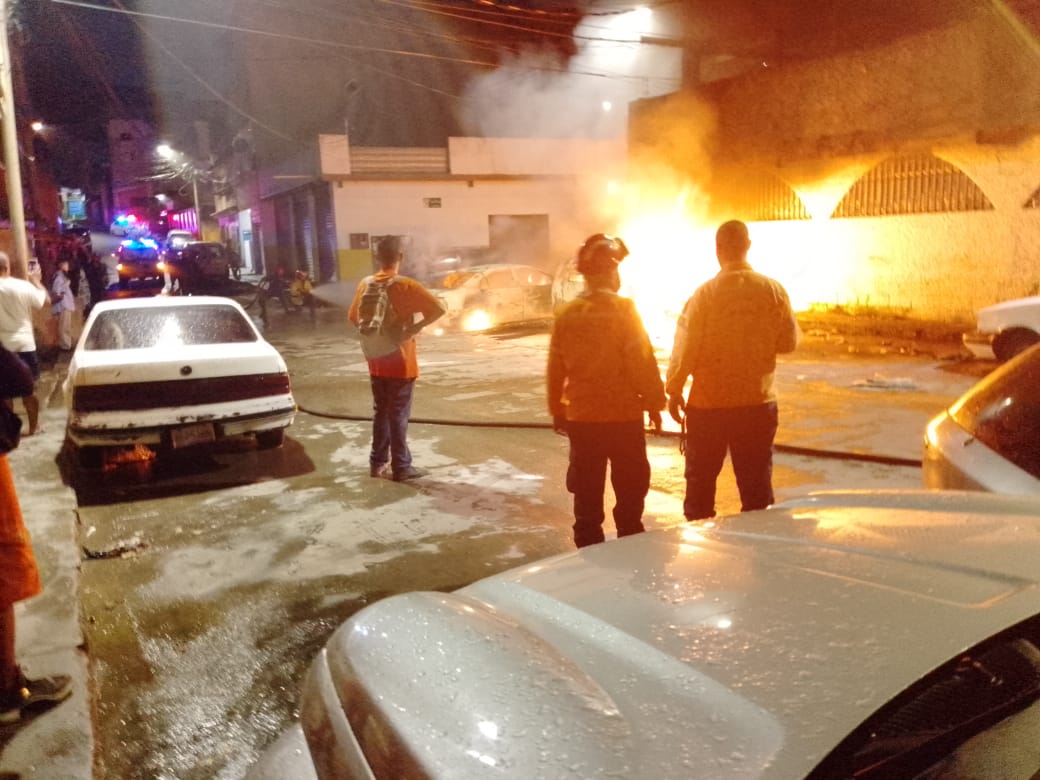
[432,263,554,332]
[551,255,583,314]
[63,296,296,468]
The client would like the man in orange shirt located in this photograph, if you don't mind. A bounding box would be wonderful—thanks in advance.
[666,220,800,520]
[548,233,665,548]
[348,237,445,481]
[1,345,72,723]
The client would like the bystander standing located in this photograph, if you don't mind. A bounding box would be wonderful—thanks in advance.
[0,345,73,724]
[665,220,800,520]
[50,259,75,351]
[348,236,446,481]
[0,253,48,435]
[547,233,665,548]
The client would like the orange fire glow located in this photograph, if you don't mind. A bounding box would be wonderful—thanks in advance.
[612,185,715,348]
[610,178,862,347]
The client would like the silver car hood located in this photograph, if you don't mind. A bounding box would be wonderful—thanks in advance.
[317,490,1040,779]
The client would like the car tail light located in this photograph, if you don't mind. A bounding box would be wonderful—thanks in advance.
[73,373,292,412]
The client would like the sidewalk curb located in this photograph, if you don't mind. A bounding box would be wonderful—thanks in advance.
[0,354,94,779]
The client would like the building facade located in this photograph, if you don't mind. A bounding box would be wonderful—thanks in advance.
[317,135,627,283]
[629,3,1040,321]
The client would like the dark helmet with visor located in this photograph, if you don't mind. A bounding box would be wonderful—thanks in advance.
[576,233,629,275]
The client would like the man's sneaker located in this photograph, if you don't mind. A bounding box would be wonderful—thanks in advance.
[0,670,73,723]
[369,463,390,478]
[392,466,428,482]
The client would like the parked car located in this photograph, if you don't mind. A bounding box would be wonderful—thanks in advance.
[109,213,146,238]
[165,241,236,293]
[432,263,553,332]
[63,296,296,468]
[249,489,1040,780]
[963,295,1040,361]
[923,342,1040,494]
[61,222,93,253]
[161,229,196,254]
[115,237,164,288]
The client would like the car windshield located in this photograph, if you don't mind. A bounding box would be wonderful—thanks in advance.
[85,305,258,350]
[810,613,1040,779]
[949,345,1040,478]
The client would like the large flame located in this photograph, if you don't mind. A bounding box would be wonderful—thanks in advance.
[613,186,716,348]
[611,179,861,349]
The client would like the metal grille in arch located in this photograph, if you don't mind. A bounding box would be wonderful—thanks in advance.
[831,154,994,218]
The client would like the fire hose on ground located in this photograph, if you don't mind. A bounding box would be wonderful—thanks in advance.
[294,403,923,469]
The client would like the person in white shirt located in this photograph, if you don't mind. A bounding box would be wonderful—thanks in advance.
[0,252,48,435]
[50,259,75,351]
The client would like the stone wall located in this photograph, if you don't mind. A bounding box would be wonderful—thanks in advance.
[706,7,1040,163]
[629,7,1040,320]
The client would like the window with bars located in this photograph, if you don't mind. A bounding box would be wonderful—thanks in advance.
[717,171,810,222]
[832,154,994,218]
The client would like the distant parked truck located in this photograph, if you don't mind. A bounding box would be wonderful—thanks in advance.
[165,241,237,294]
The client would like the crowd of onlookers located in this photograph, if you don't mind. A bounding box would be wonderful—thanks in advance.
[31,230,111,332]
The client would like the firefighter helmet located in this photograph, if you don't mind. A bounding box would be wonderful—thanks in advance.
[575,233,629,275]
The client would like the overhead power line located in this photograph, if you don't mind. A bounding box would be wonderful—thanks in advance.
[107,0,296,141]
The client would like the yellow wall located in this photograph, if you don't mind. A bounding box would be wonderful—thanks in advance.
[337,249,374,282]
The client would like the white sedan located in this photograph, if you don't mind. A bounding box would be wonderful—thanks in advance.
[250,490,1040,780]
[963,295,1040,361]
[63,296,296,467]
[923,343,1040,494]
[432,263,554,332]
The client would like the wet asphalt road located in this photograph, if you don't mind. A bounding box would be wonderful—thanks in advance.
[42,300,982,778]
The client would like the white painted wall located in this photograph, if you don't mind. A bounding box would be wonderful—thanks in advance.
[323,136,629,279]
[329,177,616,277]
[746,138,1040,319]
[448,137,627,176]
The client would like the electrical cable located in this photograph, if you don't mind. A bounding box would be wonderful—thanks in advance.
[49,0,521,69]
[250,0,565,57]
[49,0,662,78]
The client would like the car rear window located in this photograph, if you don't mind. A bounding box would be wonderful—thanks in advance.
[440,271,477,289]
[949,345,1040,478]
[85,305,258,350]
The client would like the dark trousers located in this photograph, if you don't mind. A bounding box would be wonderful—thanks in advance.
[566,420,651,548]
[370,376,415,473]
[682,402,779,520]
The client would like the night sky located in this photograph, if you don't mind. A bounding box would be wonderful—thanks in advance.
[16,0,992,149]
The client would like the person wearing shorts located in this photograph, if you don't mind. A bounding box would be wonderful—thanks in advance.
[0,252,48,435]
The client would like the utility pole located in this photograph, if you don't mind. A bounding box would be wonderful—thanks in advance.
[191,172,200,237]
[0,0,29,275]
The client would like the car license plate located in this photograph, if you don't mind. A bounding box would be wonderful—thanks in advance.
[170,422,216,449]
